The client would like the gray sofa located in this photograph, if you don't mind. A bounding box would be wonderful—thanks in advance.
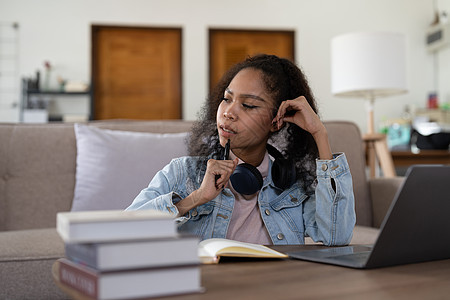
[0,120,403,299]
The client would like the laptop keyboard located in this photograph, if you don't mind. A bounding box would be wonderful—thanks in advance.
[330,251,371,260]
[289,245,372,258]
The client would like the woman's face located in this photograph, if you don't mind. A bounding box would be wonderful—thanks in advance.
[216,68,277,164]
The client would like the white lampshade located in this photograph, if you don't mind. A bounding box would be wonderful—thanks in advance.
[331,32,407,99]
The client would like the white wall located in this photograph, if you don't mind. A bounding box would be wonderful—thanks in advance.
[0,0,448,133]
[437,1,450,106]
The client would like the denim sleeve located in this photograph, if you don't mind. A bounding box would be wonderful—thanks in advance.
[304,153,356,246]
[125,158,189,225]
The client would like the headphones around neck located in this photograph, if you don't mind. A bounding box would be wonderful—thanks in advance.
[227,143,296,195]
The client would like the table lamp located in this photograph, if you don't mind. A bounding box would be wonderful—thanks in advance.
[331,32,408,177]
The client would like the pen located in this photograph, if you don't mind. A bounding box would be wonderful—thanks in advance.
[223,139,230,160]
[215,139,230,189]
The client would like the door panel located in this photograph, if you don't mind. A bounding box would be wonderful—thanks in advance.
[92,26,182,120]
[209,29,295,90]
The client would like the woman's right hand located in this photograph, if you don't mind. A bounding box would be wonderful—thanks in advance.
[175,158,238,216]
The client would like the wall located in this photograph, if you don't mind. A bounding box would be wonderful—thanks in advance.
[0,0,448,133]
[436,1,450,106]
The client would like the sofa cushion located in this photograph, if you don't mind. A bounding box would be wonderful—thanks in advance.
[0,228,64,262]
[72,124,189,211]
[0,228,66,299]
[0,123,78,231]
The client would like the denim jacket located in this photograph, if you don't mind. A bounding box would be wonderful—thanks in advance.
[127,153,356,245]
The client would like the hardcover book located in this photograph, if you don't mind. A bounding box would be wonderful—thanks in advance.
[65,236,199,271]
[57,209,176,243]
[57,258,202,300]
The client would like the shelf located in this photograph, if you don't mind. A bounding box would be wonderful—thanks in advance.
[21,83,92,122]
[26,90,90,96]
[391,149,450,166]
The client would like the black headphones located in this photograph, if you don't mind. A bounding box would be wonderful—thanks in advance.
[223,141,296,195]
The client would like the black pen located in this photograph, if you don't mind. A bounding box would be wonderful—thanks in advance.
[223,139,230,160]
[215,139,230,189]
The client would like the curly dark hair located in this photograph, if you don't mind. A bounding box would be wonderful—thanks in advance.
[188,54,319,192]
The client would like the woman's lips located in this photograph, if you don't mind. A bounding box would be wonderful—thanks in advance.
[220,125,236,138]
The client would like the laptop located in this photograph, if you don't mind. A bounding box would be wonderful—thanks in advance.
[288,165,450,269]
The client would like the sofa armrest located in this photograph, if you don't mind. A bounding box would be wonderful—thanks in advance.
[369,177,405,228]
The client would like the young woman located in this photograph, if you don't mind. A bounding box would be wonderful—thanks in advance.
[127,54,355,245]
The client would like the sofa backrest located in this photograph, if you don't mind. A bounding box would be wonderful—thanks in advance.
[0,120,194,231]
[0,120,371,231]
[324,121,371,226]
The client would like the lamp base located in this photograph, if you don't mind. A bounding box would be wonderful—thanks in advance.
[366,98,375,135]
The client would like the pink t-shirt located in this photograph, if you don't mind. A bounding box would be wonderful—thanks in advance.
[225,151,272,245]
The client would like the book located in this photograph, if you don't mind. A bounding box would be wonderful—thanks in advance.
[57,258,202,300]
[198,238,288,264]
[57,209,176,243]
[65,236,199,271]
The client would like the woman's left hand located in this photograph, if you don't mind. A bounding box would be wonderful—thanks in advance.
[274,96,332,160]
[274,96,325,137]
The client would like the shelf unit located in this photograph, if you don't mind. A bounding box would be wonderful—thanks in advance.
[26,90,90,96]
[20,83,91,122]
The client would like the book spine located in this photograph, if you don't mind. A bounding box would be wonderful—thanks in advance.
[65,243,98,269]
[59,259,98,298]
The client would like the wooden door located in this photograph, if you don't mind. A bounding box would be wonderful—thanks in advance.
[92,26,182,120]
[209,29,295,90]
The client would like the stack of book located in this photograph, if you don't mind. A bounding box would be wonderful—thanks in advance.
[56,209,202,300]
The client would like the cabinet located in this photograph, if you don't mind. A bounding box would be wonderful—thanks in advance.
[20,80,91,122]
[391,149,450,175]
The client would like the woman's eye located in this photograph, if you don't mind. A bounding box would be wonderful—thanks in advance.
[243,103,257,109]
[221,97,230,102]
